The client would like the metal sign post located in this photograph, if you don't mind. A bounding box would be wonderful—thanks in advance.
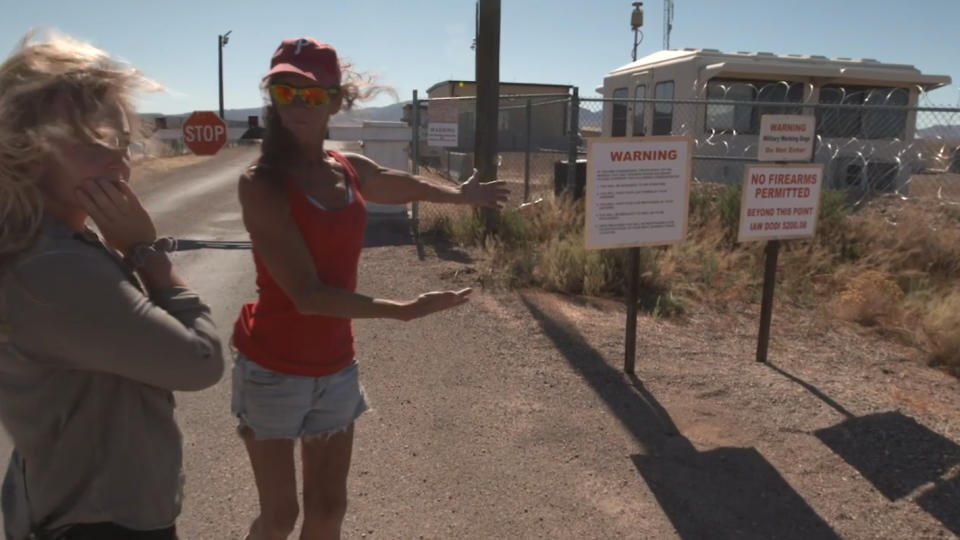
[756,239,781,363]
[624,247,641,373]
[744,114,819,363]
[584,136,692,374]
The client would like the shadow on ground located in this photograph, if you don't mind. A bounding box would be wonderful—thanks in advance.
[363,217,417,248]
[766,364,960,536]
[519,293,839,540]
[423,236,474,264]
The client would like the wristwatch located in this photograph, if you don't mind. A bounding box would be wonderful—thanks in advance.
[125,237,177,269]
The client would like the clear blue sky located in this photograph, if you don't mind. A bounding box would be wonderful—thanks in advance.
[3,0,957,114]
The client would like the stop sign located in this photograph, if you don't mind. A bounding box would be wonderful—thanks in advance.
[182,111,227,155]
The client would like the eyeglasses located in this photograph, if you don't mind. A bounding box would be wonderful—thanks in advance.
[269,84,340,108]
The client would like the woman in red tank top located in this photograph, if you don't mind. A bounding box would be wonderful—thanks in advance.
[232,37,508,540]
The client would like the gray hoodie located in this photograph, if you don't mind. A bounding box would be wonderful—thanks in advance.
[0,218,224,539]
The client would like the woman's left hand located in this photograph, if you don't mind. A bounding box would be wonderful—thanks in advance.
[76,178,157,254]
[459,169,510,209]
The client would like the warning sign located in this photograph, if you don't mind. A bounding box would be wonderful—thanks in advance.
[585,136,692,249]
[757,115,815,162]
[738,163,824,242]
[428,99,458,147]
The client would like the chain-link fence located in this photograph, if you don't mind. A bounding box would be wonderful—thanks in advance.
[411,85,960,230]
[579,93,960,203]
[410,93,576,229]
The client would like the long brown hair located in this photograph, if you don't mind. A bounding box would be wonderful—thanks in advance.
[257,60,395,177]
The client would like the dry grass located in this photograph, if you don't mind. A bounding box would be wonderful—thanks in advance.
[830,270,905,326]
[921,291,960,376]
[432,183,960,377]
[907,172,960,201]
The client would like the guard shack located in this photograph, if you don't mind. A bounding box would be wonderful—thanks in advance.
[598,48,951,191]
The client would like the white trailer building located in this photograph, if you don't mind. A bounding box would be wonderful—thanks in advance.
[598,49,951,191]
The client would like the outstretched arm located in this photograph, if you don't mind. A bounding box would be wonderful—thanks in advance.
[346,152,509,207]
[239,168,471,320]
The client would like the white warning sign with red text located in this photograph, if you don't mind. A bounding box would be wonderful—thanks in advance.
[757,115,815,162]
[585,136,692,249]
[428,99,458,147]
[738,163,824,242]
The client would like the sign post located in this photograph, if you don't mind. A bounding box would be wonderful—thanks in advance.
[585,136,692,374]
[182,111,228,156]
[745,114,820,363]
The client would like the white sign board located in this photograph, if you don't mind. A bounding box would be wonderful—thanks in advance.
[758,115,815,162]
[585,136,692,249]
[738,163,824,242]
[428,99,458,147]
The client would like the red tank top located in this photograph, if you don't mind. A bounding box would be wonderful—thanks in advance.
[233,150,368,376]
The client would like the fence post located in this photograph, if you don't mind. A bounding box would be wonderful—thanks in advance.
[411,90,420,239]
[524,98,532,202]
[567,87,580,192]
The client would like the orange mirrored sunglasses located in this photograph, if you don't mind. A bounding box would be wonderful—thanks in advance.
[269,84,340,107]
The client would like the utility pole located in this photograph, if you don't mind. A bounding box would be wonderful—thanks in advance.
[475,0,500,229]
[662,0,673,50]
[218,30,231,120]
[631,2,644,61]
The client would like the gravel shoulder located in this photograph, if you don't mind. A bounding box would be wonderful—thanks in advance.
[346,238,960,540]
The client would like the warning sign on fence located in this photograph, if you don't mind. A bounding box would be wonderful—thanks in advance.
[428,99,458,147]
[585,136,692,249]
[738,163,824,242]
[757,114,815,162]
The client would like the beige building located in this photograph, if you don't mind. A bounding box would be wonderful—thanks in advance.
[598,48,952,190]
[406,80,573,152]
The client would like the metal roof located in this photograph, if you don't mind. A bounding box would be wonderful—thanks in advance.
[606,48,951,90]
[425,80,573,95]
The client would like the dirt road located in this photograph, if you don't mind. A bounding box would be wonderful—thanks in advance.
[4,145,956,539]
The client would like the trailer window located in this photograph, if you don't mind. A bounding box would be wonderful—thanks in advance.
[817,85,908,139]
[706,83,753,134]
[612,87,629,137]
[705,79,804,134]
[653,81,674,135]
[633,85,647,136]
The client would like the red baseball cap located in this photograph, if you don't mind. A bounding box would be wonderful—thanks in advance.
[264,37,341,87]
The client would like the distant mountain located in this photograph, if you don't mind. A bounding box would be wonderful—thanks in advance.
[140,101,408,127]
[916,124,960,141]
[140,101,598,133]
[579,107,602,130]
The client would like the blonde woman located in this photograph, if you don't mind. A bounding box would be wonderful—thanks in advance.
[0,32,225,539]
[232,38,508,539]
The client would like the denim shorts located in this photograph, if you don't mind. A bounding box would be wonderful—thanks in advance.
[231,354,369,441]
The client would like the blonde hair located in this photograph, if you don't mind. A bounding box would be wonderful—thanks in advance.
[0,30,157,257]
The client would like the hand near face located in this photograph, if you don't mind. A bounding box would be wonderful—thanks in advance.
[75,178,157,254]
